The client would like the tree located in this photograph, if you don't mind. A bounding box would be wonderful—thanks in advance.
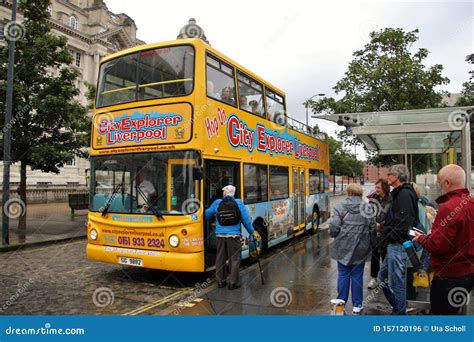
[0,0,89,229]
[455,54,474,106]
[328,136,363,177]
[310,28,450,168]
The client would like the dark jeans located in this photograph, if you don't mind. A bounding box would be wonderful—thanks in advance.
[430,274,474,315]
[216,236,242,286]
[379,243,408,315]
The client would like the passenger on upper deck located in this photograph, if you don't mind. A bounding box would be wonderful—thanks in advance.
[239,95,251,111]
[206,81,215,95]
[220,86,235,105]
[248,100,259,115]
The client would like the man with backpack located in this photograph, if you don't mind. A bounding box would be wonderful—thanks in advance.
[379,164,419,315]
[205,185,261,290]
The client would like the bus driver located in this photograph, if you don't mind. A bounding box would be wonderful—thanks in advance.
[135,167,157,210]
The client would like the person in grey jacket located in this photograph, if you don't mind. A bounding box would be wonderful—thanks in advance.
[330,183,376,314]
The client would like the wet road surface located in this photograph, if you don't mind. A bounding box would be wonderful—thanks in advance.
[2,192,465,316]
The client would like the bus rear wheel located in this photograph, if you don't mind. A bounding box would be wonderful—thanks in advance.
[307,208,319,235]
[249,217,268,263]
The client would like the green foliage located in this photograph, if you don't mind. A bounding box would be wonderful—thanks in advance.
[455,54,474,106]
[84,81,97,149]
[0,0,89,173]
[328,136,363,176]
[309,28,449,168]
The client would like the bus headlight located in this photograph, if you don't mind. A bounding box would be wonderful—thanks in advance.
[90,229,98,241]
[169,235,179,248]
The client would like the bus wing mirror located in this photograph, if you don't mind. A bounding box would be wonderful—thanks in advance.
[193,167,204,180]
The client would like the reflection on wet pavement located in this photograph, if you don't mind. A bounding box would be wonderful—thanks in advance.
[169,230,423,316]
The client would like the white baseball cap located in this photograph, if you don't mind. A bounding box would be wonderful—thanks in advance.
[222,185,236,196]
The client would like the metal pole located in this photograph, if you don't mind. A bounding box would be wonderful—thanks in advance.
[462,121,471,189]
[2,0,18,245]
[305,105,308,128]
[305,94,325,132]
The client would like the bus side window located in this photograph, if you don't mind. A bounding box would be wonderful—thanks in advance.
[206,54,236,107]
[309,169,319,194]
[237,71,265,118]
[265,88,286,125]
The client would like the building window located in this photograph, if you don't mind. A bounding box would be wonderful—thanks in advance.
[75,52,81,67]
[69,50,81,67]
[69,15,78,30]
[65,158,76,167]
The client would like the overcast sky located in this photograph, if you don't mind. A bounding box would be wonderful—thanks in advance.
[106,0,472,159]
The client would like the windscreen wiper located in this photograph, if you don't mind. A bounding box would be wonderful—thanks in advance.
[135,186,164,221]
[101,182,123,216]
[121,169,125,207]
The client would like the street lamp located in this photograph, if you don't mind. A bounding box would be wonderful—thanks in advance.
[2,0,18,245]
[305,93,325,130]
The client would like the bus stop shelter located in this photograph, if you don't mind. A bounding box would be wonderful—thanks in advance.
[314,106,473,197]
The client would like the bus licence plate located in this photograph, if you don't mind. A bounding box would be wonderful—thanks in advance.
[118,256,143,267]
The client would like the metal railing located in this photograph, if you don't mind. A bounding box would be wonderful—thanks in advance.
[285,115,327,141]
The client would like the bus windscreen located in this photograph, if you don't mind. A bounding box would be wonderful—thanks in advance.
[96,45,194,107]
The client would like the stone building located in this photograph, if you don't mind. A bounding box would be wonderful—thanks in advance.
[0,0,144,188]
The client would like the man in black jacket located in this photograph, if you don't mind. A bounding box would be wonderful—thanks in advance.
[378,164,418,315]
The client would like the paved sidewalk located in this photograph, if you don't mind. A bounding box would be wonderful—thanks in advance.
[165,231,397,316]
[0,202,87,249]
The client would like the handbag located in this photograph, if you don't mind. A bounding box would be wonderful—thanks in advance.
[413,271,430,287]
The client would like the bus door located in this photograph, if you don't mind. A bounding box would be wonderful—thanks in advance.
[203,159,240,269]
[292,167,306,230]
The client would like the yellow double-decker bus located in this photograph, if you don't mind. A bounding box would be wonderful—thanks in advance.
[86,38,330,272]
